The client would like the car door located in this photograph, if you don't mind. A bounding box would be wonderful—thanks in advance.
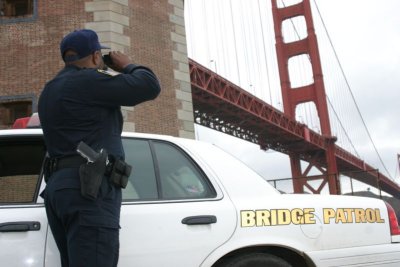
[0,133,48,267]
[119,138,237,267]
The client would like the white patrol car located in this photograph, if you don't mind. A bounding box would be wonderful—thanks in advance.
[1,125,400,267]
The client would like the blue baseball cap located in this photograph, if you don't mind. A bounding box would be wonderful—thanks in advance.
[60,29,109,62]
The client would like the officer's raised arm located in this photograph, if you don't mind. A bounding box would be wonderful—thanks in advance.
[89,51,161,107]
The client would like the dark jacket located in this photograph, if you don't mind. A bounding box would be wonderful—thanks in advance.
[38,64,161,159]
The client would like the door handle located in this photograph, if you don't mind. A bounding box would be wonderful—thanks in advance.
[0,221,41,232]
[182,215,217,225]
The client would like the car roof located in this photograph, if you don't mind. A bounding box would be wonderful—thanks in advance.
[0,128,203,148]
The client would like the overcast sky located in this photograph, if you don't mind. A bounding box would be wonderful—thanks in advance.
[314,0,400,178]
[184,0,400,193]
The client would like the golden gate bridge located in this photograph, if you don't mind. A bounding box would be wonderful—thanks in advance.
[185,0,400,197]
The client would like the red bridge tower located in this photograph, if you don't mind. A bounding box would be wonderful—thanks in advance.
[271,0,340,194]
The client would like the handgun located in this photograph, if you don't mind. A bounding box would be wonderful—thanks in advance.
[76,141,100,163]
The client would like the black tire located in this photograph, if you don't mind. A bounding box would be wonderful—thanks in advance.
[220,253,292,267]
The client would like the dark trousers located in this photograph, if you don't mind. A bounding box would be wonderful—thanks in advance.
[43,168,122,267]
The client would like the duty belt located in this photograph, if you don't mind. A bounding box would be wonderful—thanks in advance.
[46,155,87,173]
[44,153,130,189]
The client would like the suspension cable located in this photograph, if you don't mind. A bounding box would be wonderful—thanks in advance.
[257,0,273,104]
[228,0,241,86]
[312,0,393,179]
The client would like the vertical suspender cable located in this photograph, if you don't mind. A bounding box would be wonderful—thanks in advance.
[202,0,211,67]
[238,0,252,90]
[249,2,258,95]
[312,0,392,179]
[211,1,220,74]
[257,0,273,104]
[229,0,242,86]
[219,0,229,78]
[185,0,194,58]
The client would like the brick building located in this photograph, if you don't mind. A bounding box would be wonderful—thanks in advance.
[0,0,194,138]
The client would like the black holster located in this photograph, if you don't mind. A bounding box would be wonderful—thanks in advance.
[79,150,108,200]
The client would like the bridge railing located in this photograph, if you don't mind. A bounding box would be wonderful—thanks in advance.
[268,170,383,197]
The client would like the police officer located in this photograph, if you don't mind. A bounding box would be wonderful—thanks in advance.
[38,29,161,267]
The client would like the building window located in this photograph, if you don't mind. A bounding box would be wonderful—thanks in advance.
[0,0,37,23]
[0,101,32,129]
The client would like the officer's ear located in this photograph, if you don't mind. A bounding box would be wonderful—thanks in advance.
[92,51,102,67]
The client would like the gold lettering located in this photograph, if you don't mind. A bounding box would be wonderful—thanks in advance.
[270,210,277,226]
[354,209,366,223]
[365,208,376,223]
[343,208,354,223]
[277,209,291,225]
[241,208,318,227]
[323,208,335,224]
[241,210,255,227]
[291,209,304,224]
[375,209,384,223]
[303,208,316,224]
[335,209,347,223]
[256,210,271,226]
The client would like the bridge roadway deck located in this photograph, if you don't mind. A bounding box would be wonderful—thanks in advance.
[189,59,400,197]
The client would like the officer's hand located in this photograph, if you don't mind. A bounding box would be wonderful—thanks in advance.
[107,51,132,72]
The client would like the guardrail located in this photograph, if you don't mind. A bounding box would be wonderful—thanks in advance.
[268,170,384,198]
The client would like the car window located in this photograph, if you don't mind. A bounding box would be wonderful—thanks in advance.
[122,138,158,200]
[0,137,45,204]
[153,141,215,199]
[122,138,216,201]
